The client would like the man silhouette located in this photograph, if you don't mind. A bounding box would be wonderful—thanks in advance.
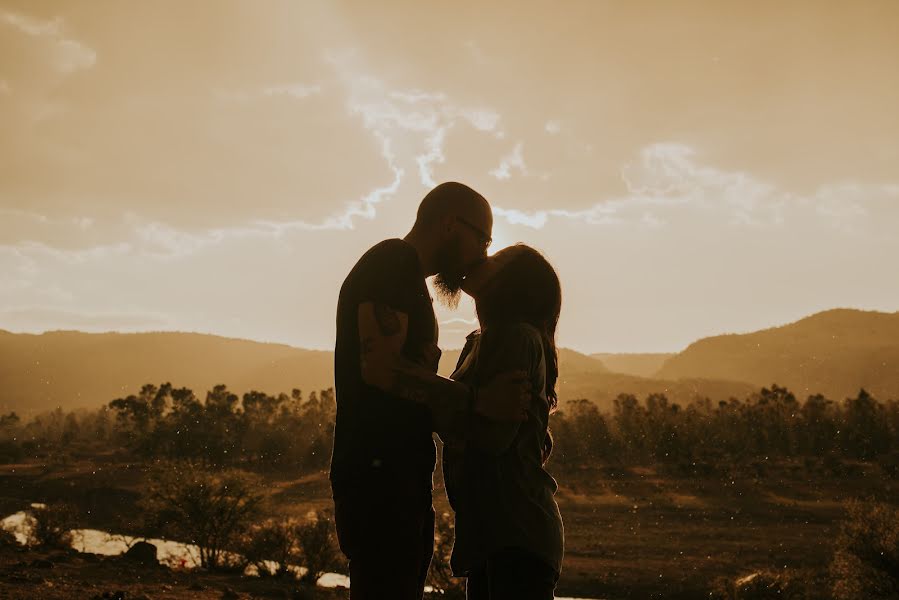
[330,182,529,599]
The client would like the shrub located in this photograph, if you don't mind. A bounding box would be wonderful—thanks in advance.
[140,461,263,571]
[295,510,342,585]
[830,500,899,599]
[27,503,77,549]
[242,519,298,577]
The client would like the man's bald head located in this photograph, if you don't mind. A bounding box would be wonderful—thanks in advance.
[409,182,493,309]
[414,181,492,233]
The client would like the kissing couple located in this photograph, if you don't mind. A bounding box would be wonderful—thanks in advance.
[330,182,564,599]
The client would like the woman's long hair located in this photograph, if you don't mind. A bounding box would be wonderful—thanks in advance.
[476,244,561,464]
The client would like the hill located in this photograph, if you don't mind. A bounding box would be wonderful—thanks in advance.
[4,308,894,415]
[440,347,755,412]
[655,309,899,400]
[590,353,675,377]
[0,330,334,414]
[1,330,750,415]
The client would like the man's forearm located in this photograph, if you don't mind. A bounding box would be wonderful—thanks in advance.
[388,360,473,436]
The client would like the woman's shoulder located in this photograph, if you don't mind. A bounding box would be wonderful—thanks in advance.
[486,322,543,345]
[480,322,545,366]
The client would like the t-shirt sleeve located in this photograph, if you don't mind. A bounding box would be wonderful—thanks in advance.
[356,242,420,315]
[467,323,547,456]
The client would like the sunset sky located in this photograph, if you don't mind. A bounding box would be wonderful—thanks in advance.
[1,1,897,353]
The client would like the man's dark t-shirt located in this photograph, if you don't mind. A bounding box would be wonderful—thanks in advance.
[330,239,439,496]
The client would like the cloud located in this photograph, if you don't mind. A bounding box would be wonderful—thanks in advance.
[1,10,96,75]
[328,51,510,194]
[490,143,527,180]
[0,11,61,36]
[262,83,322,99]
[462,109,502,133]
[485,142,899,235]
[0,306,172,332]
[417,127,447,188]
[439,317,478,326]
[215,83,323,104]
[545,120,561,134]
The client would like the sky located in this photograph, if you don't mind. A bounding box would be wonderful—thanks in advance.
[1,0,898,353]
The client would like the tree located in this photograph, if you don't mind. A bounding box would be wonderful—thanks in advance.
[140,462,263,570]
[843,389,890,460]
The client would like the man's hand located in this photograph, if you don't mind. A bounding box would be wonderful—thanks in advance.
[475,370,531,422]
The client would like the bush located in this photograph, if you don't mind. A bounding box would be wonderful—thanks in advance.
[140,461,263,571]
[830,500,899,599]
[295,510,342,585]
[27,503,77,549]
[242,519,298,577]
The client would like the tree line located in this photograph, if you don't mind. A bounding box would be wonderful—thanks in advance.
[1,383,898,473]
[551,385,899,471]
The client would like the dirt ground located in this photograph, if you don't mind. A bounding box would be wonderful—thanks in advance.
[2,457,897,599]
[0,543,347,600]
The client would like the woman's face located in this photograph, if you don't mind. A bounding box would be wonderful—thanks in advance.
[461,246,520,300]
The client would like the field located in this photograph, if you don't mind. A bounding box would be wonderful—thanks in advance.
[2,453,895,599]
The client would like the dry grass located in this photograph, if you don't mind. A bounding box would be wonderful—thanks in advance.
[2,457,898,599]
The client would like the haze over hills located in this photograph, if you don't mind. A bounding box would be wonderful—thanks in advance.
[590,353,675,378]
[1,308,895,414]
[0,330,334,414]
[656,309,899,401]
[437,347,754,411]
[1,329,750,415]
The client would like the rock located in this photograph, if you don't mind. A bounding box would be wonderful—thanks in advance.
[124,541,158,566]
[30,558,54,569]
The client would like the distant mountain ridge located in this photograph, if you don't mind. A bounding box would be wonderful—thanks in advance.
[590,353,675,378]
[0,330,334,414]
[1,307,895,414]
[656,309,899,400]
[0,329,750,414]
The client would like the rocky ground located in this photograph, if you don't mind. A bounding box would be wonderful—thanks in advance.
[0,542,348,600]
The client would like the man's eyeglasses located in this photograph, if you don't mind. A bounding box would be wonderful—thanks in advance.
[456,217,492,250]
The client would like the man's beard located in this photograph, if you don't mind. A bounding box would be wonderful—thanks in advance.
[433,272,463,309]
[433,238,466,309]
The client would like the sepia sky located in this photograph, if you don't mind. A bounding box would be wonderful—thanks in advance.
[1,0,898,353]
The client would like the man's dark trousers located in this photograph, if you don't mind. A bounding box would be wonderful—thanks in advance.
[333,476,435,600]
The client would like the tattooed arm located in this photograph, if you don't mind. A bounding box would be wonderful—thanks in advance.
[358,301,529,435]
